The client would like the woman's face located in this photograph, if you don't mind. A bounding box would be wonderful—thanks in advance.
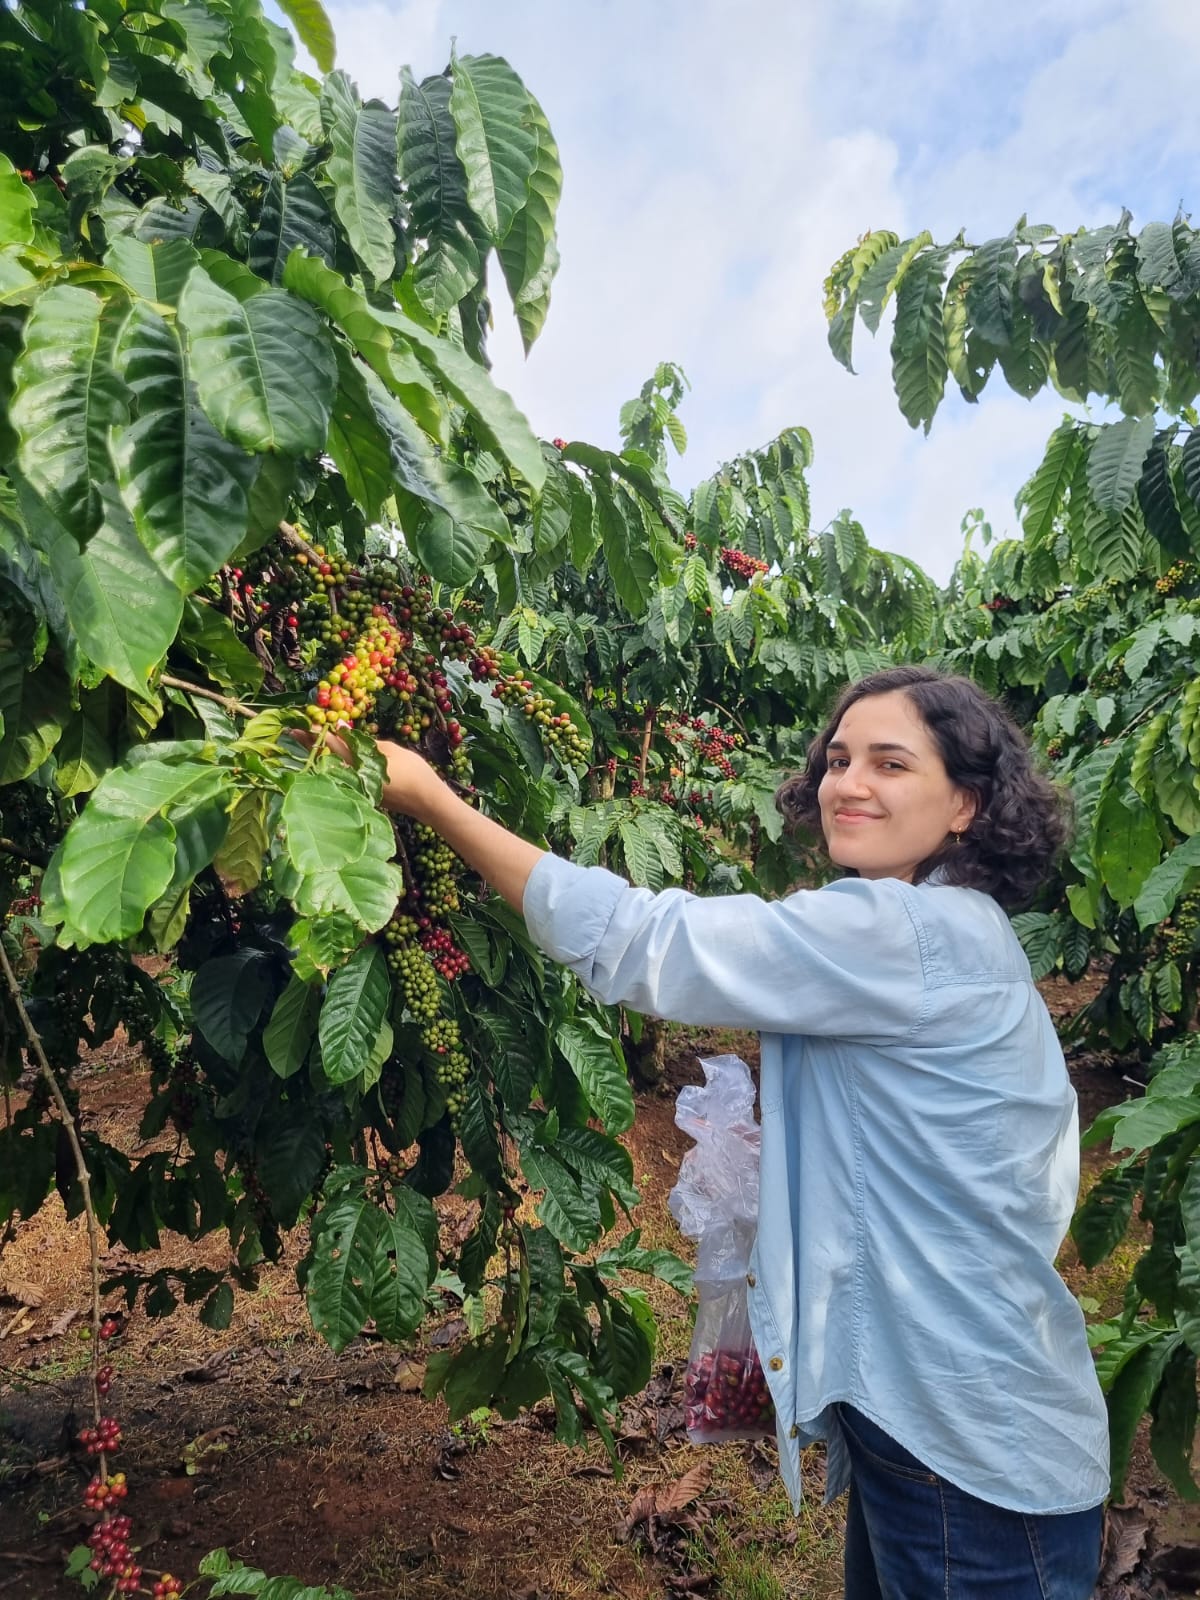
[818,690,977,883]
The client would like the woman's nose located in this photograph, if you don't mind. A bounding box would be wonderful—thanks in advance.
[835,764,871,796]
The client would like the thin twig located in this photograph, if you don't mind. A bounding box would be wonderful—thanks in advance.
[278,519,338,616]
[0,837,49,868]
[637,705,656,787]
[160,675,255,720]
[0,941,103,1443]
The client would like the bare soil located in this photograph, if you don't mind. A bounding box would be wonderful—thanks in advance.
[1,1000,1198,1599]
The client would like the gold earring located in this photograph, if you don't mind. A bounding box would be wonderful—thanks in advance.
[952,831,963,846]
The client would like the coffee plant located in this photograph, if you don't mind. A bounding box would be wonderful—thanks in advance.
[827,214,1200,1497]
[0,8,724,1596]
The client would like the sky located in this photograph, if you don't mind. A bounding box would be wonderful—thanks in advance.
[313,0,1200,582]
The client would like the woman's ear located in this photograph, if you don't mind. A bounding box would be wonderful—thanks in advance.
[951,788,979,834]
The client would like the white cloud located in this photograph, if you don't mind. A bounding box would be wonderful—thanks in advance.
[320,0,1197,581]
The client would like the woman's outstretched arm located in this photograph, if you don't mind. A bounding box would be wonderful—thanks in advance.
[373,741,544,911]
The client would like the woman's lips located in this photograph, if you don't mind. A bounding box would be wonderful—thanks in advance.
[833,811,883,823]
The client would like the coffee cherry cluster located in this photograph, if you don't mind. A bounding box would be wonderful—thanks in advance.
[84,1471,128,1511]
[307,615,404,730]
[385,936,440,1026]
[1164,891,1200,958]
[425,1016,471,1122]
[86,1512,140,1588]
[469,646,502,682]
[719,546,768,582]
[154,1576,184,1598]
[663,715,742,783]
[492,678,589,769]
[1157,559,1196,595]
[80,1416,122,1455]
[684,1344,775,1439]
[420,925,470,981]
[410,824,460,918]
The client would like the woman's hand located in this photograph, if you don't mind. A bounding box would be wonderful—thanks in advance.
[291,730,444,820]
[374,740,445,819]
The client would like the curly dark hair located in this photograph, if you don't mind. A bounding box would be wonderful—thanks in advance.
[775,665,1070,910]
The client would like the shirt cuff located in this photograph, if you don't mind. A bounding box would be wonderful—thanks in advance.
[521,853,629,969]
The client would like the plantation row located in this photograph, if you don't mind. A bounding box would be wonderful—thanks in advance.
[2,2,1200,1593]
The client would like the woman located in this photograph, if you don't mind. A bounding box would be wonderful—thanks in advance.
[357,664,1108,1599]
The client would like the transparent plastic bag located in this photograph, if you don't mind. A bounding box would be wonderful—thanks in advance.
[668,1054,775,1443]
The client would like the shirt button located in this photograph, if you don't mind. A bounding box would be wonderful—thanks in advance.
[769,1356,784,1372]
[746,1272,756,1288]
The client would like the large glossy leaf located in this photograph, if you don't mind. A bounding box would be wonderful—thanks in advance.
[965,232,1017,346]
[54,812,176,944]
[191,949,271,1064]
[555,1019,634,1134]
[1017,423,1083,550]
[213,787,272,897]
[282,249,442,439]
[112,303,256,591]
[398,69,483,316]
[358,365,507,581]
[520,1143,598,1252]
[256,1097,327,1227]
[318,943,390,1085]
[497,95,561,351]
[378,306,545,492]
[370,1196,437,1341]
[179,267,335,456]
[890,248,949,433]
[56,756,231,942]
[449,53,537,243]
[1094,785,1160,908]
[30,482,183,694]
[0,649,69,782]
[293,854,404,933]
[1134,833,1200,930]
[248,174,335,285]
[282,770,375,874]
[324,343,394,521]
[0,154,34,248]
[856,232,931,335]
[1088,416,1156,515]
[275,0,335,72]
[320,72,397,285]
[11,285,129,543]
[263,974,321,1080]
[54,684,114,797]
[1150,1345,1200,1500]
[307,1188,383,1352]
[597,486,655,617]
[106,237,200,306]
[1107,1336,1175,1499]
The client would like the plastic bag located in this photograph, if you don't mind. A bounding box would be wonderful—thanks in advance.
[668,1054,775,1442]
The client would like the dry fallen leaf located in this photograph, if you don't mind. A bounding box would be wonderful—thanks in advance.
[1,1279,44,1308]
[392,1356,426,1392]
[1101,1504,1150,1584]
[655,1461,712,1516]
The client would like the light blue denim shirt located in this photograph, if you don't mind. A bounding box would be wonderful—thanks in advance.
[523,853,1110,1516]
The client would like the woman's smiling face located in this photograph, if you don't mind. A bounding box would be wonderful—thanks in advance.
[818,690,977,883]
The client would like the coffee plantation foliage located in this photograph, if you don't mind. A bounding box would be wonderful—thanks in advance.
[826,216,1200,1498]
[0,0,948,1455]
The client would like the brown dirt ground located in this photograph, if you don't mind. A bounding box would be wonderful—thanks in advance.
[1,999,1198,1600]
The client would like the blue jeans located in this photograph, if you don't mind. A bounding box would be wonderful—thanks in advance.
[839,1405,1104,1600]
